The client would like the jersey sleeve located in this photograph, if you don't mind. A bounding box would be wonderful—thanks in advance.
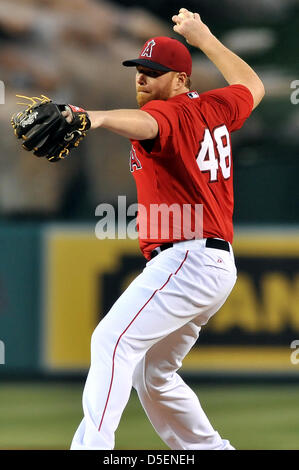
[199,84,254,132]
[139,100,179,157]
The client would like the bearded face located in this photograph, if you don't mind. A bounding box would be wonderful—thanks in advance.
[135,67,177,108]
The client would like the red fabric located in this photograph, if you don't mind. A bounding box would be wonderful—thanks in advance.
[138,37,192,76]
[130,85,253,260]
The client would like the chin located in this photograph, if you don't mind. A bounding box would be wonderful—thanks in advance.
[136,92,152,108]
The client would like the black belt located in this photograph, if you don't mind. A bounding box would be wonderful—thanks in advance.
[150,238,230,260]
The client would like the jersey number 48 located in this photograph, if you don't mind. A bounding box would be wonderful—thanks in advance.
[196,125,231,182]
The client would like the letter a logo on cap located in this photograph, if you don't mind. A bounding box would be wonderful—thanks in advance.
[141,39,156,58]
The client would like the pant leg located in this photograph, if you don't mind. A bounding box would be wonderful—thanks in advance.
[133,318,234,450]
[71,240,237,449]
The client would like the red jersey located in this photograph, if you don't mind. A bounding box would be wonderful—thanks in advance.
[130,85,253,260]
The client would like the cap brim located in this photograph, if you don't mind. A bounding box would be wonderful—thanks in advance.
[122,59,173,72]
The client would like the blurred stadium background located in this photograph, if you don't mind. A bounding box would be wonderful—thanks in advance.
[0,0,299,450]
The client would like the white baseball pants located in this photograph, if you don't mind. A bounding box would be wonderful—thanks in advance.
[71,238,237,450]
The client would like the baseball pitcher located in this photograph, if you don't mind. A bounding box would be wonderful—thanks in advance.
[12,9,264,449]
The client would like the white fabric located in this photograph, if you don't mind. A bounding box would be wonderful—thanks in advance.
[71,238,237,450]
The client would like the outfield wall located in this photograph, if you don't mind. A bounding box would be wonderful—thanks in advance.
[0,222,298,378]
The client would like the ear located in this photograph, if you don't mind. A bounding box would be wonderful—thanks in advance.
[176,72,188,88]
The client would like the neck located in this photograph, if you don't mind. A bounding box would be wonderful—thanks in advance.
[169,86,190,98]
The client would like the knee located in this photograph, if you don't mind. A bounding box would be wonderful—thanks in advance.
[90,320,117,359]
[90,319,139,364]
[133,359,169,397]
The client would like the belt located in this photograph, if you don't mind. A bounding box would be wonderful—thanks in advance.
[150,238,230,260]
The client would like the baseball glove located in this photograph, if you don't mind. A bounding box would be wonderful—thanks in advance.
[11,95,91,162]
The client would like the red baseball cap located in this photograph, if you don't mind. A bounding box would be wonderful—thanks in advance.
[122,36,192,77]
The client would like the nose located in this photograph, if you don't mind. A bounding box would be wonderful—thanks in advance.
[136,71,146,85]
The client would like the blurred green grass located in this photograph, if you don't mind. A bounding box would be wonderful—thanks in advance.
[0,382,298,450]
